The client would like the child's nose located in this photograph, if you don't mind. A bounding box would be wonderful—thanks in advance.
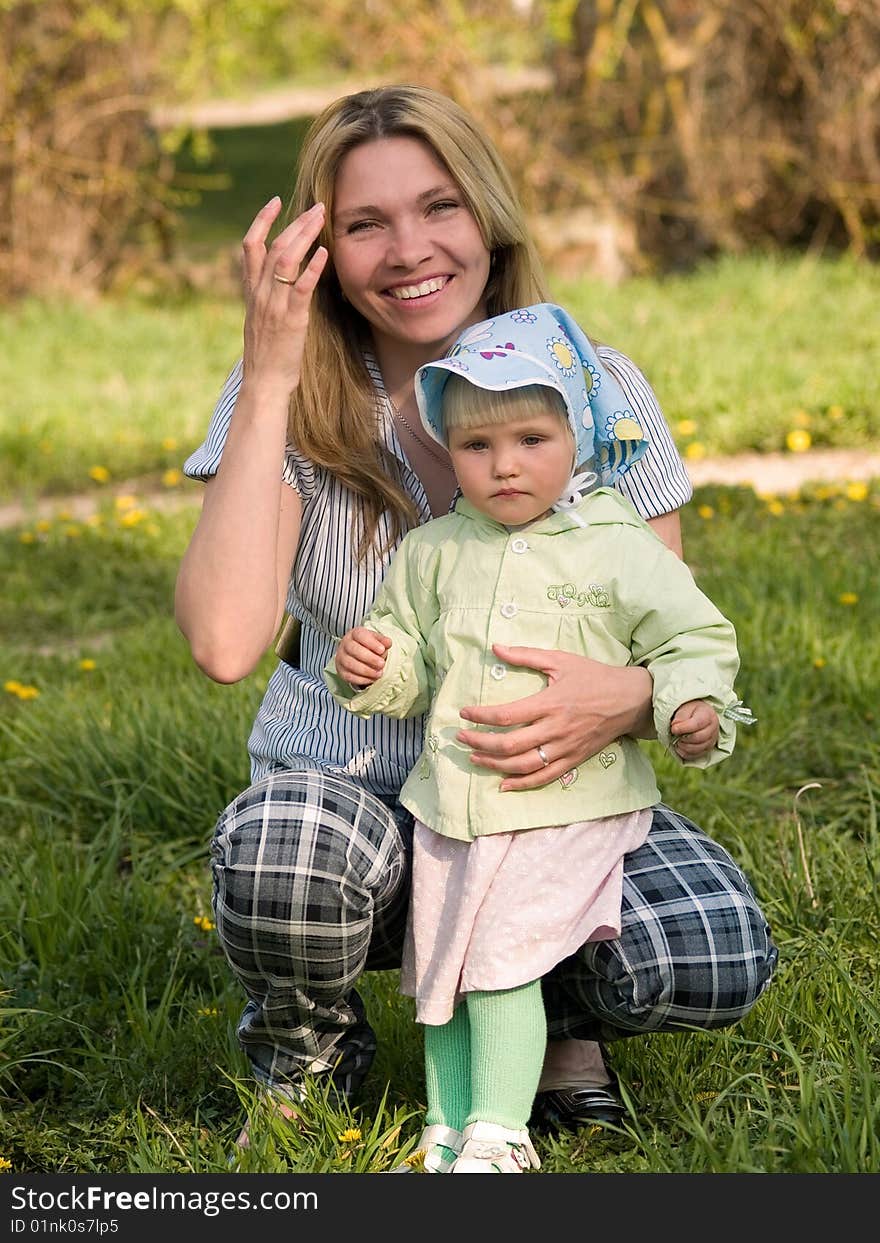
[493,450,520,477]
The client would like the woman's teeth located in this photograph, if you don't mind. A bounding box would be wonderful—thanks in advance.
[388,277,448,300]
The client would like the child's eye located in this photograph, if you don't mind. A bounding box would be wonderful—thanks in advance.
[522,435,545,446]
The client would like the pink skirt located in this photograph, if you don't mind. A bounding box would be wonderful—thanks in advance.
[399,809,652,1025]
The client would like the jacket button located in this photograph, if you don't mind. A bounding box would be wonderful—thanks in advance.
[500,602,518,619]
[510,537,529,554]
[490,663,507,680]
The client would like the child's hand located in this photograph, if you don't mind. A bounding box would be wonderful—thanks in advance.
[670,699,719,759]
[335,627,392,688]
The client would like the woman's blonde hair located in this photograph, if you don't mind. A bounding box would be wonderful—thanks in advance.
[442,378,571,440]
[287,85,549,559]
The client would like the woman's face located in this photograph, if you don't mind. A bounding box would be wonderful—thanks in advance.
[331,136,492,362]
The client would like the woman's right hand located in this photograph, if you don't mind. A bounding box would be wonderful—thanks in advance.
[240,197,329,396]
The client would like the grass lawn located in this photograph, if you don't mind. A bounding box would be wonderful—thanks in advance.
[1,254,877,506]
[1,158,878,1171]
[1,461,878,1171]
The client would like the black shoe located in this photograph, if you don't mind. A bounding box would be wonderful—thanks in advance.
[529,1081,626,1133]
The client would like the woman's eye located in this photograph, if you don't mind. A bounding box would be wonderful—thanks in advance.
[429,200,459,215]
[348,219,378,234]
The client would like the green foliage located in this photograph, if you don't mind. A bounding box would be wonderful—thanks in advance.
[1,254,877,501]
[1,475,879,1172]
[1,259,878,1172]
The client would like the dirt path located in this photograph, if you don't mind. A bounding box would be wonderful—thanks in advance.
[2,447,879,532]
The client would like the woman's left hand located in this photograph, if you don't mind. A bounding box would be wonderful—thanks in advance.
[456,644,654,791]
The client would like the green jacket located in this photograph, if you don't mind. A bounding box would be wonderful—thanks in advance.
[324,489,743,842]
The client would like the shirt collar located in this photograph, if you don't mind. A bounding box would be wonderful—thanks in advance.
[453,494,593,536]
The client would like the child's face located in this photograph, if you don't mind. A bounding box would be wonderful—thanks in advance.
[447,410,575,526]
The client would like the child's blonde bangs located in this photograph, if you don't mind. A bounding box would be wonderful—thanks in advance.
[441,377,570,438]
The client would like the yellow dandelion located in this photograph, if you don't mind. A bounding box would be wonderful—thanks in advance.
[0,1156,11,1171]
[792,410,812,427]
[193,915,215,932]
[85,514,103,527]
[845,481,868,502]
[677,419,697,437]
[89,465,111,484]
[57,508,73,521]
[114,494,137,511]
[813,658,826,669]
[119,509,147,527]
[19,531,35,544]
[161,436,178,451]
[403,1149,427,1170]
[785,429,812,453]
[63,525,82,539]
[338,1128,362,1145]
[814,485,835,501]
[79,659,97,672]
[827,405,844,421]
[697,505,715,520]
[197,1006,220,1017]
[10,684,40,700]
[766,500,785,516]
[162,468,182,488]
[4,681,23,695]
[684,442,706,461]
[36,519,52,532]
[839,592,858,606]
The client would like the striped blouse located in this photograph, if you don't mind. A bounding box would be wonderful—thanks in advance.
[183,346,693,800]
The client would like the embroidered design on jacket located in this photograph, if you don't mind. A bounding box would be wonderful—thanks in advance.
[547,583,611,609]
[419,733,440,779]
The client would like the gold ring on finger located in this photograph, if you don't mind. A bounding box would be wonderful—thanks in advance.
[273,273,296,285]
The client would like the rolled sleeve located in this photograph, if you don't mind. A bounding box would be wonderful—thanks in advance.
[183,357,312,499]
[653,678,739,768]
[598,346,693,520]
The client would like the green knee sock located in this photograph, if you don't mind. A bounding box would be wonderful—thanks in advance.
[423,1004,471,1159]
[465,981,547,1131]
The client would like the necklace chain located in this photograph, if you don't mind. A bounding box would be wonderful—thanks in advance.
[388,396,451,468]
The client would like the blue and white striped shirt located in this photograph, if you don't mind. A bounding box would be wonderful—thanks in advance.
[183,346,692,799]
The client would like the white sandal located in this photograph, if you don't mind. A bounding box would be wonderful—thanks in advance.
[451,1120,541,1173]
[391,1123,463,1173]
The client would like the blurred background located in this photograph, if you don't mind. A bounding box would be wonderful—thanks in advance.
[3,0,879,301]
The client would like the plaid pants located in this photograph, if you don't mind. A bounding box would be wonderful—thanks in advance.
[211,765,778,1096]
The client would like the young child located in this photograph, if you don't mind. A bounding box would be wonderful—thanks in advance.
[323,303,754,1174]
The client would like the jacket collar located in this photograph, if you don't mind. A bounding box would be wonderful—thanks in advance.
[454,488,646,536]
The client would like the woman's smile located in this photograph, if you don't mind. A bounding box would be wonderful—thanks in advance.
[332,135,491,358]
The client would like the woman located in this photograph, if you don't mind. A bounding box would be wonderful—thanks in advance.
[175,85,777,1144]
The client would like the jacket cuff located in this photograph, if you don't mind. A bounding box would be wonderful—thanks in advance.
[322,644,412,719]
[653,680,739,769]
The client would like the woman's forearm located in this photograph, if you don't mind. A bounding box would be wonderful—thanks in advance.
[174,379,299,683]
[625,664,658,740]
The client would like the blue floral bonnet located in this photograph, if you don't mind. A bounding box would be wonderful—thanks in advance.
[414,303,649,509]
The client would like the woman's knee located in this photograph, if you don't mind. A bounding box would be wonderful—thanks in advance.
[210,768,409,931]
[589,889,779,1033]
